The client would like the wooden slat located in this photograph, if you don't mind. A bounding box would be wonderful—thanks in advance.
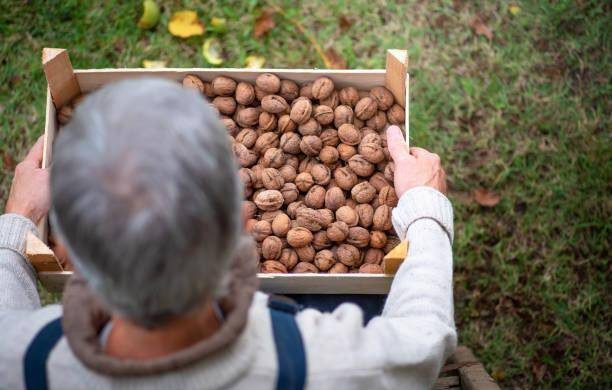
[42,48,81,108]
[384,49,408,108]
[25,232,62,272]
[448,347,500,390]
[37,88,57,242]
[433,375,460,390]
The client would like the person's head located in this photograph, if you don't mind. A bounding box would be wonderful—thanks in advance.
[51,78,242,328]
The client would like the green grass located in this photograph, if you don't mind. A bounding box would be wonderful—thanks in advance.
[1,0,610,387]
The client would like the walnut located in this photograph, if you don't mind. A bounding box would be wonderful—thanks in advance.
[286,155,300,169]
[253,132,279,155]
[280,182,299,205]
[254,85,267,101]
[358,133,385,164]
[256,73,281,94]
[303,185,324,209]
[370,231,388,249]
[279,79,299,102]
[286,227,313,247]
[316,146,337,165]
[366,110,387,131]
[338,123,361,146]
[311,164,331,185]
[320,128,339,147]
[364,248,384,264]
[313,105,334,125]
[296,207,325,232]
[238,167,254,188]
[298,156,317,174]
[263,148,286,168]
[279,248,298,270]
[384,161,395,182]
[359,263,383,274]
[236,128,258,148]
[286,201,306,219]
[324,186,345,211]
[314,249,336,271]
[378,186,398,207]
[318,209,334,228]
[351,181,376,203]
[245,218,257,234]
[278,115,297,133]
[234,143,258,167]
[345,198,357,209]
[220,118,239,136]
[354,96,378,120]
[336,205,358,227]
[278,165,297,183]
[312,76,334,100]
[337,144,357,162]
[261,95,289,114]
[355,203,374,228]
[319,90,339,109]
[329,262,349,273]
[235,82,255,105]
[261,260,288,273]
[312,231,332,251]
[212,76,237,96]
[295,172,314,192]
[235,107,259,127]
[295,245,316,262]
[339,87,360,107]
[348,154,375,177]
[212,96,237,115]
[250,165,264,188]
[387,104,405,124]
[327,221,349,242]
[373,205,393,231]
[299,82,314,99]
[300,135,323,157]
[334,105,354,128]
[297,118,321,137]
[369,86,394,111]
[333,166,358,190]
[258,111,277,132]
[384,236,401,254]
[242,200,257,220]
[261,168,284,190]
[252,220,272,241]
[369,172,391,191]
[292,261,319,273]
[279,132,302,155]
[337,244,361,266]
[353,117,365,129]
[261,210,283,224]
[182,75,205,93]
[254,190,284,211]
[290,98,312,124]
[262,236,283,260]
[347,226,370,248]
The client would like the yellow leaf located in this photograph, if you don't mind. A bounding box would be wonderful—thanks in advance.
[137,0,160,29]
[168,10,204,38]
[509,4,521,15]
[202,38,223,65]
[245,55,266,69]
[210,17,227,32]
[142,60,167,68]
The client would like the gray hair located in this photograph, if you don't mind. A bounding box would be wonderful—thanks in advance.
[51,78,241,328]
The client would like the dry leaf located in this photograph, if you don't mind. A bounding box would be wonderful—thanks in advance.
[473,188,501,207]
[338,15,353,32]
[509,4,521,15]
[142,60,167,68]
[254,9,275,38]
[245,55,266,69]
[325,47,347,69]
[168,10,205,38]
[1,151,15,170]
[470,16,493,40]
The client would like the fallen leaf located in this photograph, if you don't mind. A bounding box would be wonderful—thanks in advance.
[168,10,205,38]
[254,9,275,38]
[142,60,167,68]
[325,47,347,69]
[1,151,15,170]
[210,17,227,33]
[138,0,160,29]
[245,55,266,69]
[202,38,224,65]
[509,4,521,15]
[338,15,353,32]
[469,16,493,40]
[473,188,501,207]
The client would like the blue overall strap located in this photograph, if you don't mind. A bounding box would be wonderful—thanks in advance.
[23,317,63,390]
[268,297,307,390]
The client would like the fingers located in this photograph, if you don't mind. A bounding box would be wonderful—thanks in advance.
[386,126,412,163]
[408,147,430,158]
[23,135,45,167]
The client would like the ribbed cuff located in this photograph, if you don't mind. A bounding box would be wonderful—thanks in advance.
[391,186,454,243]
[0,213,38,256]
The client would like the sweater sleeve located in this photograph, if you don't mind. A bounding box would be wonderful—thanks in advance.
[0,214,41,311]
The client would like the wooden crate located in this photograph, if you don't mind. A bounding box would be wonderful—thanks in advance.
[35,48,409,294]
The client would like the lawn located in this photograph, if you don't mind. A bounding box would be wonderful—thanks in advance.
[0,0,610,387]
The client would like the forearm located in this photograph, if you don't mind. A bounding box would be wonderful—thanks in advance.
[0,214,41,310]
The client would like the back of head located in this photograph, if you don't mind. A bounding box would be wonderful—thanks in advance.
[51,78,241,328]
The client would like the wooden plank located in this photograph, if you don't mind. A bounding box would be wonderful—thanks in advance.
[448,346,500,390]
[433,376,460,390]
[38,271,72,292]
[384,49,408,108]
[37,88,56,241]
[42,48,81,108]
[25,232,62,272]
[382,240,409,274]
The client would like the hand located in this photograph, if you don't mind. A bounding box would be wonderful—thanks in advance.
[5,136,51,224]
[386,126,447,198]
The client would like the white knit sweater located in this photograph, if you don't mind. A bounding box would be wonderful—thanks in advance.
[0,186,456,389]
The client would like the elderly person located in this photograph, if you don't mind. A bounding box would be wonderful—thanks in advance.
[0,79,455,389]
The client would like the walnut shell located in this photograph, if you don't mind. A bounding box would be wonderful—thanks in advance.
[279,132,302,155]
[313,105,334,125]
[286,201,306,219]
[337,144,357,162]
[369,86,394,111]
[250,165,264,188]
[234,143,258,167]
[355,203,374,228]
[258,111,277,132]
[311,164,331,185]
[242,200,257,220]
[354,96,378,120]
[212,76,237,96]
[212,96,237,115]
[351,181,377,203]
[329,262,349,273]
[358,133,385,164]
[364,248,384,265]
[256,73,281,94]
[337,244,361,267]
[325,187,345,211]
[370,231,388,249]
[314,249,336,271]
[278,165,297,183]
[312,76,334,100]
[263,148,286,168]
[182,75,205,93]
[221,118,239,136]
[387,104,405,125]
[304,185,326,209]
[238,167,254,188]
[295,245,316,262]
[277,79,298,102]
[373,205,393,231]
[261,168,285,190]
[261,260,288,273]
[252,220,272,241]
[384,161,395,182]
[261,95,289,114]
[279,248,298,270]
[348,154,375,177]
[254,190,284,211]
[298,156,317,174]
[236,128,258,148]
[338,123,361,146]
[333,167,358,191]
[287,227,313,247]
[334,105,354,128]
[299,82,314,99]
[327,221,349,242]
[280,182,299,205]
[296,207,325,232]
[262,236,283,260]
[236,107,259,127]
[339,86,360,107]
[313,231,332,250]
[378,186,398,207]
[319,90,339,109]
[270,213,291,237]
[300,135,323,157]
[366,110,387,131]
[359,263,383,274]
[320,129,339,147]
[235,82,255,105]
[253,132,279,155]
[295,172,314,192]
[297,118,322,136]
[290,98,312,124]
[347,226,370,248]
[369,172,391,192]
[336,205,358,227]
[319,145,339,165]
[292,261,319,273]
[318,208,335,228]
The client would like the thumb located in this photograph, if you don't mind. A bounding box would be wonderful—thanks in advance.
[386,126,411,163]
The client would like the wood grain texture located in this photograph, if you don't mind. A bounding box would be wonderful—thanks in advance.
[448,346,501,390]
[384,49,408,108]
[25,232,62,272]
[42,48,81,108]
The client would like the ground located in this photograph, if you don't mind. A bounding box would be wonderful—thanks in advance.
[0,0,609,388]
